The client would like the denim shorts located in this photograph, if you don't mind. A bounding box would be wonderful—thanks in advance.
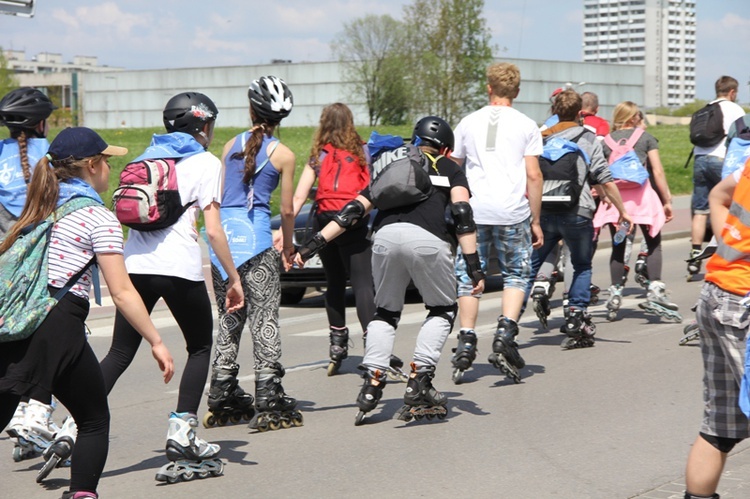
[692,155,724,214]
[455,219,532,297]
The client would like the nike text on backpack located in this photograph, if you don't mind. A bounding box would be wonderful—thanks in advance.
[315,144,370,212]
[0,197,99,343]
[368,135,438,211]
[689,101,725,148]
[603,127,649,187]
[112,157,194,231]
[539,131,589,212]
[721,116,750,179]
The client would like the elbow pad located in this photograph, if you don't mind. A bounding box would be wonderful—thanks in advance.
[333,199,366,228]
[451,201,476,235]
[298,232,327,262]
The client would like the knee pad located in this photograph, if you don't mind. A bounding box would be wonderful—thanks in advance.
[373,307,401,329]
[425,303,458,327]
[700,432,742,453]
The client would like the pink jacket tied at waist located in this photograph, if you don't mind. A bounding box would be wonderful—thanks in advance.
[592,181,666,238]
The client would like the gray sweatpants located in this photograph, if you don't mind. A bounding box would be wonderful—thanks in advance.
[364,223,457,371]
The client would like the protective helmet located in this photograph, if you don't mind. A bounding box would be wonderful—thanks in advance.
[0,87,56,128]
[162,92,218,134]
[247,76,293,124]
[412,116,454,151]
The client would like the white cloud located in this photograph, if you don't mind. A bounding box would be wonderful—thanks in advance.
[52,2,149,37]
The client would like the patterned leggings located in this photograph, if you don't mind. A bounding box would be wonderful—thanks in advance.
[211,248,282,371]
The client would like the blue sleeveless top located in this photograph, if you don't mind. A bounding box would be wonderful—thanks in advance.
[210,133,280,280]
[0,137,50,217]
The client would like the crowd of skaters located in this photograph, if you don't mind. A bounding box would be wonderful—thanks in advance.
[0,65,748,499]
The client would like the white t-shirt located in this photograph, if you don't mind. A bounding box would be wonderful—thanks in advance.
[694,98,746,158]
[453,105,543,225]
[48,205,124,299]
[124,151,222,281]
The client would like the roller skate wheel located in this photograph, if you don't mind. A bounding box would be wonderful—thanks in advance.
[292,412,304,427]
[230,414,242,425]
[280,415,292,429]
[606,311,617,322]
[183,470,195,481]
[327,361,340,377]
[354,411,367,426]
[268,414,281,431]
[452,368,464,384]
[202,412,216,429]
[256,419,269,432]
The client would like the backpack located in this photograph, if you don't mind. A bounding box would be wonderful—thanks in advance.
[368,134,439,211]
[721,116,750,179]
[539,131,589,212]
[0,197,99,343]
[689,101,725,148]
[315,144,369,213]
[112,157,194,231]
[603,128,649,187]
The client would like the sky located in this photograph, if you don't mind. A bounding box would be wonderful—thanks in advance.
[0,0,748,103]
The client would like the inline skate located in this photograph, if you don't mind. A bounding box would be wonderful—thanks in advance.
[531,275,555,329]
[679,321,700,345]
[155,412,224,484]
[635,252,649,289]
[605,284,623,321]
[451,329,478,384]
[203,365,255,428]
[354,368,386,426]
[589,283,601,305]
[327,326,351,376]
[395,364,448,422]
[37,416,76,483]
[487,316,523,384]
[639,280,682,322]
[249,363,303,432]
[621,265,630,287]
[561,307,596,350]
[11,399,58,462]
[686,248,703,282]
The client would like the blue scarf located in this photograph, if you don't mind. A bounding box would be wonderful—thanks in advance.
[56,177,103,208]
[134,132,205,162]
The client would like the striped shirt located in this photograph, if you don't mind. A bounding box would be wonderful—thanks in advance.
[48,205,123,299]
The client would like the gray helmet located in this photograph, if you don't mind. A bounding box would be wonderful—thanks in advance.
[0,87,56,128]
[412,116,454,151]
[163,92,218,134]
[248,76,293,124]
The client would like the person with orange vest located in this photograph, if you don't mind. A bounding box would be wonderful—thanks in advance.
[683,159,750,499]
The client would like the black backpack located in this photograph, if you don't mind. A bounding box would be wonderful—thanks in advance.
[689,101,725,148]
[539,131,588,212]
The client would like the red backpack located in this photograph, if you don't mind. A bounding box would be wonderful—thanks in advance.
[314,144,369,212]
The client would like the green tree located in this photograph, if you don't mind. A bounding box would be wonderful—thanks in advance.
[0,48,19,97]
[402,0,495,124]
[331,15,410,126]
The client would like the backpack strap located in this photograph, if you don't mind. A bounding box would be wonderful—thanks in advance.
[422,152,444,175]
[623,127,644,150]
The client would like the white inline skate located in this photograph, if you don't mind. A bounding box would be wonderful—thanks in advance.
[155,412,224,484]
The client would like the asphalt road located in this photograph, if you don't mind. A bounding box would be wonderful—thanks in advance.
[2,236,749,499]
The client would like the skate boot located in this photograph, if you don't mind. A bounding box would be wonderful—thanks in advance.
[487,316,523,383]
[679,321,700,345]
[249,363,303,432]
[639,280,682,322]
[621,265,630,287]
[203,365,255,428]
[635,252,649,289]
[561,307,596,350]
[531,278,553,329]
[450,329,478,384]
[155,412,224,483]
[14,399,57,462]
[354,367,386,426]
[686,248,702,282]
[37,417,76,483]
[589,283,601,305]
[327,326,351,376]
[605,284,623,322]
[396,363,448,422]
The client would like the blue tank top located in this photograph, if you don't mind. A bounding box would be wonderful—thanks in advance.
[223,133,279,215]
[0,137,49,217]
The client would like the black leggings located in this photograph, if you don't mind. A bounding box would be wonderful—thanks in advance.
[315,214,375,331]
[608,224,663,283]
[100,274,213,414]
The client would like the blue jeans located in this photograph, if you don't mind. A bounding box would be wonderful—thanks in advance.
[692,155,724,214]
[528,213,594,310]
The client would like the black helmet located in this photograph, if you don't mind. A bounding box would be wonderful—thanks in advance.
[0,87,56,128]
[412,116,454,151]
[247,76,293,124]
[163,92,218,134]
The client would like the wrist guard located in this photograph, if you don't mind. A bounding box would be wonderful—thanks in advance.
[333,199,366,228]
[298,232,327,262]
[451,201,476,234]
[462,252,485,286]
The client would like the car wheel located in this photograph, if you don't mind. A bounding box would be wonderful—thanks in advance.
[280,287,306,305]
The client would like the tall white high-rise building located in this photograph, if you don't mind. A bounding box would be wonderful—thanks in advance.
[583,0,696,108]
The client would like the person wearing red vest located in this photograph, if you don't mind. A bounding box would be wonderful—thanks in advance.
[683,160,750,499]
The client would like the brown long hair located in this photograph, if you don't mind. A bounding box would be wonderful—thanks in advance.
[308,103,366,168]
[9,129,33,182]
[0,154,103,253]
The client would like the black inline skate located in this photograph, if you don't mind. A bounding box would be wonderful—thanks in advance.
[560,307,596,349]
[487,316,523,383]
[531,275,555,329]
[451,329,478,384]
[327,326,351,376]
[249,363,303,432]
[679,321,700,345]
[37,416,75,483]
[354,367,386,426]
[395,363,448,422]
[635,252,649,289]
[203,365,255,428]
[155,412,224,484]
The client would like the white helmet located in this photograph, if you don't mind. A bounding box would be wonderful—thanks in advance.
[248,76,293,124]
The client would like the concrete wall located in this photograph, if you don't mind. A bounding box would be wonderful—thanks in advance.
[80,58,645,129]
